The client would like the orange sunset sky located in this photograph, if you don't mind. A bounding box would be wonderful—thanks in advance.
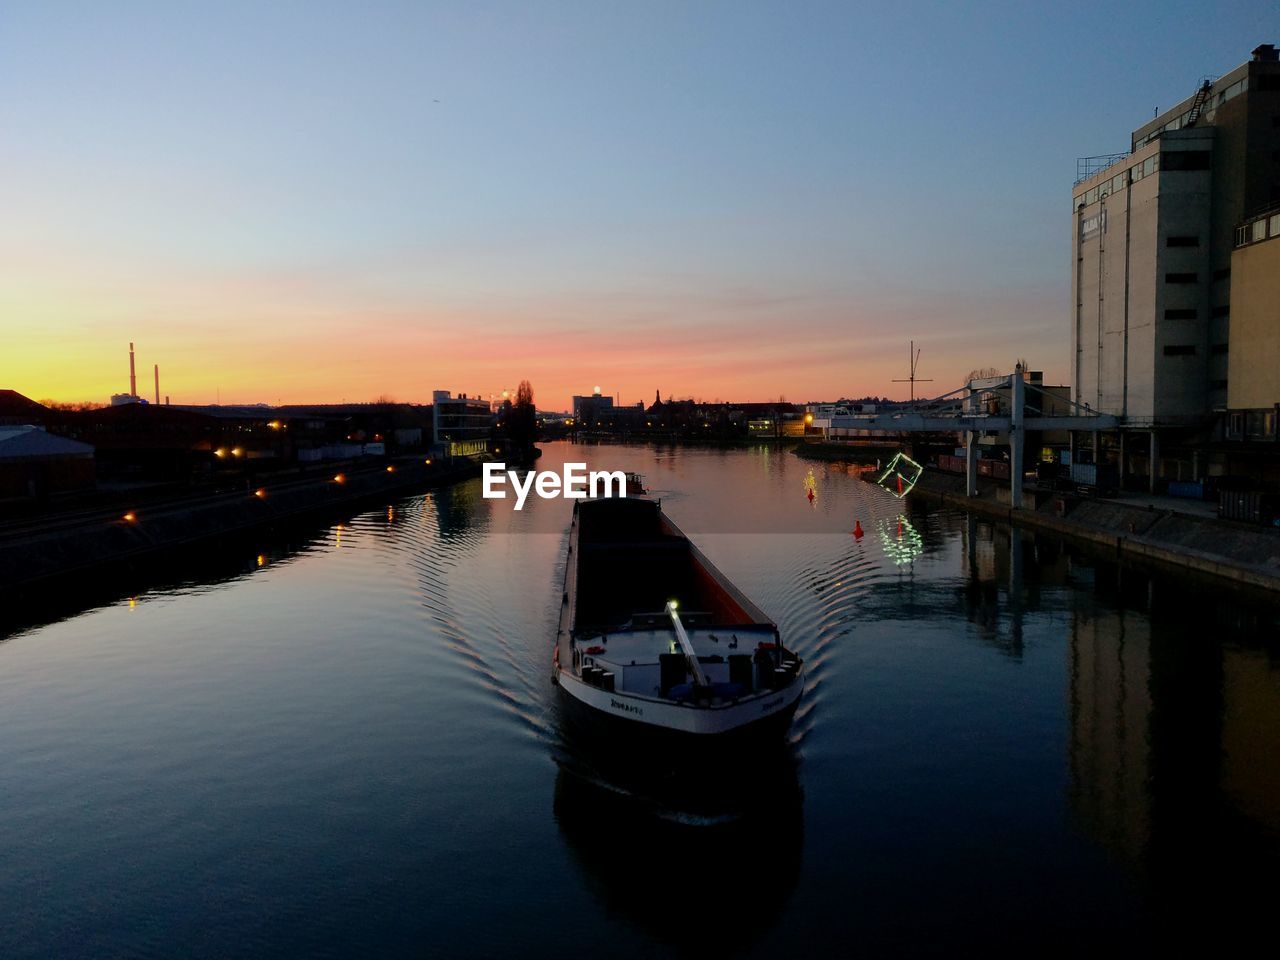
[8,2,1194,413]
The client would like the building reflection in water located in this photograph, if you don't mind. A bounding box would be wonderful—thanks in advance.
[955,513,1077,658]
[1065,566,1280,932]
[550,705,803,955]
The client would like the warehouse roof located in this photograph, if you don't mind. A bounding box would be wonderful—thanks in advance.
[0,425,95,460]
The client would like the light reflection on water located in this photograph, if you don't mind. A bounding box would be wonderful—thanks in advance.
[1,441,1279,957]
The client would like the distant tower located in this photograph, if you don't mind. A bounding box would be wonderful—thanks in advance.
[154,364,160,405]
[655,389,660,405]
[129,342,137,397]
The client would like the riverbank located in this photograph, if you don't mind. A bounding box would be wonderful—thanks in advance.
[0,456,492,595]
[909,470,1280,595]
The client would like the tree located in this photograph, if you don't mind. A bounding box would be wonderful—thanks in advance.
[505,379,537,452]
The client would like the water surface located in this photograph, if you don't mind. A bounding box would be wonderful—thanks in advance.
[3,443,1278,957]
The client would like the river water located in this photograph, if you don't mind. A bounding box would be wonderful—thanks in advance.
[2,442,1278,957]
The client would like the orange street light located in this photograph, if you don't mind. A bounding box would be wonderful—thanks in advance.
[123,511,137,522]
[333,473,346,484]
[254,488,267,499]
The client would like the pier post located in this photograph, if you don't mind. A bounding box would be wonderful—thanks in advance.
[1149,431,1159,493]
[1010,366,1024,509]
[1118,431,1127,491]
[965,429,978,498]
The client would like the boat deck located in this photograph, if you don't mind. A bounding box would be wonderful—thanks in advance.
[572,621,778,700]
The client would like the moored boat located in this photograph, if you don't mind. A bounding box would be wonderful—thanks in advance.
[554,496,803,740]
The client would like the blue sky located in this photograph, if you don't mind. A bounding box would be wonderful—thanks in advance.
[2,1,1275,406]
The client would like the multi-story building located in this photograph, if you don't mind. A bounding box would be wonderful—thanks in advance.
[1070,43,1280,487]
[431,390,492,458]
[571,388,613,426]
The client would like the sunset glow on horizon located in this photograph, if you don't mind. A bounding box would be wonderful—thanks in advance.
[4,2,1271,410]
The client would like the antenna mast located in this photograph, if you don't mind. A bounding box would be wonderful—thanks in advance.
[892,340,934,404]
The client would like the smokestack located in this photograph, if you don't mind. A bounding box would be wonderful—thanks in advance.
[129,342,137,397]
[154,364,160,404]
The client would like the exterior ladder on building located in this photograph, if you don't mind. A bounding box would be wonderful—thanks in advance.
[1184,78,1214,128]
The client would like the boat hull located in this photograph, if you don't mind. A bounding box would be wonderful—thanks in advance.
[555,667,803,745]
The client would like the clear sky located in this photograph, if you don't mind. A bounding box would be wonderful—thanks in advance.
[2,1,1275,410]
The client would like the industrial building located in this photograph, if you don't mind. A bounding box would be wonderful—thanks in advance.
[1228,208,1280,449]
[1071,43,1280,490]
[0,426,95,500]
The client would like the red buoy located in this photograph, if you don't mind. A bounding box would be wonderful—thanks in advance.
[853,520,864,539]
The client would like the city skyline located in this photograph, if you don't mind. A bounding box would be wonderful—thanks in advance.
[4,1,1275,409]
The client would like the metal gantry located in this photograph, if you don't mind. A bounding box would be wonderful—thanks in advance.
[820,364,1119,507]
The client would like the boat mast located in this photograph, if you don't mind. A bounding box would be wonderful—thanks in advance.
[666,601,708,687]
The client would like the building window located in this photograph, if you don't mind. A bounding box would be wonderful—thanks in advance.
[1246,410,1274,437]
[1164,273,1198,284]
[1166,235,1199,247]
[1211,343,1229,355]
[1211,305,1230,318]
[1163,345,1197,356]
[1143,156,1157,177]
[1164,308,1197,319]
[1229,412,1244,437]
[1161,150,1211,171]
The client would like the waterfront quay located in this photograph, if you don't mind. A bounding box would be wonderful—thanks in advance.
[904,468,1280,596]
[0,455,484,597]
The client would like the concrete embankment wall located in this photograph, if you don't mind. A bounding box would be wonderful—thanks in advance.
[910,471,1280,594]
[1,458,482,593]
[793,442,901,462]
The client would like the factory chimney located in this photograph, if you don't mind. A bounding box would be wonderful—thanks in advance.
[129,342,137,397]
[154,364,160,405]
